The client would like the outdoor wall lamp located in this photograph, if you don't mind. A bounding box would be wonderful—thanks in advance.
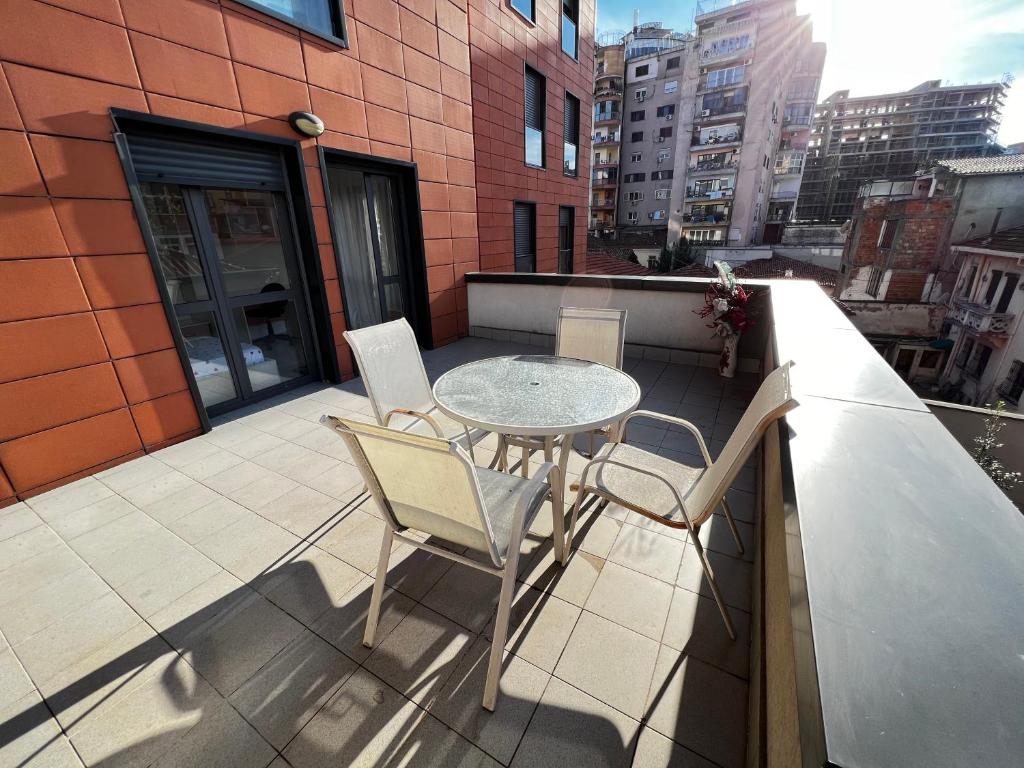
[288,111,325,138]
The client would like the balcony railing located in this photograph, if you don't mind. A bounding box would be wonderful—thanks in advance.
[686,187,734,201]
[691,131,742,148]
[690,158,738,172]
[682,211,729,223]
[594,112,621,124]
[696,102,747,120]
[593,134,620,145]
[949,298,1014,334]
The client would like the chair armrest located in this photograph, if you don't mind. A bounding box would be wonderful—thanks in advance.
[619,409,712,466]
[383,408,445,437]
[576,454,699,531]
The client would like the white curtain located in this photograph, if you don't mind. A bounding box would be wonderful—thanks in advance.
[327,167,381,329]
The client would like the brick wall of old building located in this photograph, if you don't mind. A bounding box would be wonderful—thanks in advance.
[0,0,481,501]
[467,0,593,278]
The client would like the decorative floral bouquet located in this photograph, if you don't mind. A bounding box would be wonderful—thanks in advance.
[697,260,755,337]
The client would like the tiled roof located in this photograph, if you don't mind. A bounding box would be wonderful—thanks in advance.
[585,254,652,275]
[666,263,715,277]
[957,224,1024,254]
[732,255,840,291]
[936,155,1024,176]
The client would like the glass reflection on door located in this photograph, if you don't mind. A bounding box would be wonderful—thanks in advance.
[326,167,407,330]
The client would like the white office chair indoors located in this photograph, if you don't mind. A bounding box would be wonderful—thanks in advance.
[566,361,798,639]
[320,414,560,711]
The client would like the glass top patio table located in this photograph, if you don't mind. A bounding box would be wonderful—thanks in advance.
[432,355,641,437]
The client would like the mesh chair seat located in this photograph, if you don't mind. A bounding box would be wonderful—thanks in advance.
[581,443,705,526]
[395,468,548,559]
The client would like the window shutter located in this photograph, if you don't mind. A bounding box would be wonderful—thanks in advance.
[124,134,285,190]
[514,202,535,272]
[524,68,544,131]
[563,94,579,144]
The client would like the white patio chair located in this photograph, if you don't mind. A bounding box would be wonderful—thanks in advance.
[320,414,558,711]
[498,307,628,474]
[566,361,798,639]
[343,318,490,462]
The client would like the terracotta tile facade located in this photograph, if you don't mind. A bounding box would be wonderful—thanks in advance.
[0,0,592,503]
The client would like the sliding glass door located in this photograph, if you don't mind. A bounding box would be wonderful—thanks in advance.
[139,182,314,412]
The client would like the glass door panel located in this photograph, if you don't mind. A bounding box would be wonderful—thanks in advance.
[139,182,209,304]
[367,174,405,321]
[178,310,238,408]
[232,301,309,392]
[326,168,383,328]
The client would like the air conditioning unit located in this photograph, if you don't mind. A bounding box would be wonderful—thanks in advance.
[701,110,711,117]
[666,113,673,120]
[656,137,665,143]
[657,157,664,164]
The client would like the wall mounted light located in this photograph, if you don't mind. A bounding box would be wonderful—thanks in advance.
[288,111,325,138]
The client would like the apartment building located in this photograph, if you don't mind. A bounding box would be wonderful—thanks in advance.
[797,79,1009,225]
[667,0,825,247]
[941,226,1024,411]
[614,24,690,230]
[0,0,593,501]
[590,38,624,231]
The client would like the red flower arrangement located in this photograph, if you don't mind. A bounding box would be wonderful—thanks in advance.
[696,261,756,337]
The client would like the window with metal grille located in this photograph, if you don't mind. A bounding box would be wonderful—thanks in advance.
[631,131,643,142]
[630,109,645,121]
[666,56,680,70]
[655,189,670,199]
[511,0,534,22]
[561,0,577,58]
[630,152,642,162]
[624,173,646,183]
[635,64,649,77]
[563,92,579,176]
[656,105,675,118]
[625,191,644,201]
[658,126,673,139]
[513,202,536,272]
[866,265,883,297]
[651,170,673,180]
[878,218,899,249]
[524,66,545,168]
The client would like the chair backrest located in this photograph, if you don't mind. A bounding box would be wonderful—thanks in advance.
[685,361,798,525]
[320,415,502,565]
[343,318,434,426]
[555,307,627,369]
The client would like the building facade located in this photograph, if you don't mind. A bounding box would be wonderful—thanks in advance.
[797,79,1009,225]
[667,0,825,247]
[590,38,624,231]
[0,0,593,503]
[940,226,1024,411]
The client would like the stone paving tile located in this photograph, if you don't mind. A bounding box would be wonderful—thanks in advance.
[0,339,756,768]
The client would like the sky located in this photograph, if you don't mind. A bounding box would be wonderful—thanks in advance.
[595,0,1024,145]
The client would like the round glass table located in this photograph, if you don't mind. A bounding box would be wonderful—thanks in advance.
[433,355,641,562]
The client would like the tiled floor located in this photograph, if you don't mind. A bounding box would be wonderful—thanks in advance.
[0,337,759,768]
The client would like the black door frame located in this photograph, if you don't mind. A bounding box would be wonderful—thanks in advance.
[111,109,340,432]
[558,205,575,274]
[318,146,433,350]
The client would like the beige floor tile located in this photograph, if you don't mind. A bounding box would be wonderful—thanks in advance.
[364,603,474,707]
[631,726,718,768]
[98,456,173,493]
[202,460,277,496]
[43,495,137,540]
[166,496,253,545]
[151,695,276,768]
[384,543,455,601]
[519,545,604,608]
[0,525,66,574]
[607,525,685,584]
[645,647,747,768]
[303,463,365,500]
[509,677,639,768]
[254,546,365,626]
[311,576,416,663]
[661,587,750,679]
[256,485,342,538]
[151,436,222,469]
[67,511,163,563]
[0,648,35,708]
[195,514,302,582]
[484,582,581,673]
[25,476,113,518]
[315,508,390,573]
[675,544,752,613]
[0,503,43,542]
[116,549,222,619]
[693,514,754,562]
[0,545,83,607]
[179,449,247,481]
[230,630,357,750]
[0,564,110,645]
[569,504,623,558]
[119,469,197,509]
[284,668,500,768]
[429,635,550,764]
[13,591,142,686]
[86,528,199,588]
[421,562,501,633]
[553,612,659,720]
[0,692,84,768]
[142,483,223,525]
[585,562,674,641]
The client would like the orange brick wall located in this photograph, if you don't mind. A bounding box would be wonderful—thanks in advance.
[468,0,593,277]
[0,0,483,502]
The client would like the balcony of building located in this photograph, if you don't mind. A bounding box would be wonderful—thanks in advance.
[949,297,1015,335]
[593,133,620,146]
[591,173,619,190]
[773,150,804,176]
[682,204,731,223]
[694,102,748,124]
[594,77,623,100]
[688,155,739,176]
[685,185,734,203]
[690,129,742,151]
[591,198,616,210]
[2,273,1020,768]
[594,111,622,127]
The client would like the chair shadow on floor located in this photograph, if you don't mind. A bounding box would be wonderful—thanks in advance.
[1,495,637,768]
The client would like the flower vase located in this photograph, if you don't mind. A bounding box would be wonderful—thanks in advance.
[719,333,739,378]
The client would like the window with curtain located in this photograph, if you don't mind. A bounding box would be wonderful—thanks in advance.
[563,92,580,176]
[514,202,536,272]
[524,66,546,168]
